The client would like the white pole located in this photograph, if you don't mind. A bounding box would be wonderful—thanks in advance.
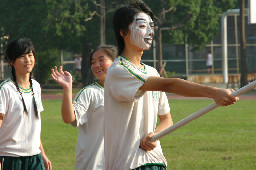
[153,40,156,68]
[150,80,256,142]
[221,12,228,83]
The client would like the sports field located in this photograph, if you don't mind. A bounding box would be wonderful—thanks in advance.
[41,97,256,170]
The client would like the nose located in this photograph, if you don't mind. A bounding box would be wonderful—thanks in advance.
[91,62,100,70]
[24,55,30,62]
[147,27,154,37]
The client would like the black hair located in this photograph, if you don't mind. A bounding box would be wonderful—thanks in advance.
[112,0,154,55]
[5,38,38,118]
[89,45,118,68]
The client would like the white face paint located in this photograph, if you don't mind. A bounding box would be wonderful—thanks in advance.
[129,12,154,50]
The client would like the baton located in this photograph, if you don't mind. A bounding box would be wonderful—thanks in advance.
[150,80,256,142]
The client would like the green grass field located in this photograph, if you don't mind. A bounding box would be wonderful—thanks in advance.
[41,99,256,170]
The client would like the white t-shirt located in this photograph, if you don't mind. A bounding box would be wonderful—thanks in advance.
[104,56,170,170]
[74,58,82,70]
[71,82,105,170]
[0,77,43,157]
[206,53,213,66]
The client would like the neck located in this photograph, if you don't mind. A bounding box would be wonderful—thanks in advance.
[121,47,144,67]
[99,80,104,87]
[15,73,31,89]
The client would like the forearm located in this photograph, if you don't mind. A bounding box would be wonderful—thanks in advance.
[141,77,217,98]
[154,113,173,134]
[0,113,3,128]
[40,140,46,155]
[61,87,76,123]
[166,78,217,98]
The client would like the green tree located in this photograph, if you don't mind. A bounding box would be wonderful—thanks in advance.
[0,0,59,84]
[45,0,119,86]
[146,0,237,69]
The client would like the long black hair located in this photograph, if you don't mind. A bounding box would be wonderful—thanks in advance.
[112,0,154,55]
[5,38,39,118]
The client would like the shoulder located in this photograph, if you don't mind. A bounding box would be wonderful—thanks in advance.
[144,64,160,77]
[0,78,13,90]
[74,82,103,101]
[107,57,129,76]
[31,79,41,89]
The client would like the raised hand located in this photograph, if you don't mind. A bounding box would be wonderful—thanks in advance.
[51,66,72,89]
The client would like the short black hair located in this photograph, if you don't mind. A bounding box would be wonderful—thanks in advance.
[112,1,154,55]
[5,38,35,64]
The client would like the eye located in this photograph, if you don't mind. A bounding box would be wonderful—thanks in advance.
[139,25,146,28]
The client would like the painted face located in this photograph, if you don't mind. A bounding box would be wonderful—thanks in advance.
[129,12,154,50]
[91,49,113,83]
[11,51,35,75]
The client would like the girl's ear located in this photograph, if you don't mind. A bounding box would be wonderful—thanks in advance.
[120,30,128,38]
[9,60,13,66]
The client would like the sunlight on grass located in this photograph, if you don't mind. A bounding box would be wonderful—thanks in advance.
[41,99,256,169]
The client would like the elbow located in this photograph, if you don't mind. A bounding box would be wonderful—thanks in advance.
[62,117,74,124]
[63,119,72,124]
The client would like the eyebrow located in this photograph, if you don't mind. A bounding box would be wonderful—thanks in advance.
[136,18,147,22]
[136,18,153,24]
[92,56,105,61]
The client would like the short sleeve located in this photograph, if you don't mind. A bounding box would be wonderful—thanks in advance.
[106,64,148,102]
[158,91,170,115]
[71,89,91,127]
[0,87,8,115]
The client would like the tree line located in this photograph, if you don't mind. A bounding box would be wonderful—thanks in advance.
[0,0,239,86]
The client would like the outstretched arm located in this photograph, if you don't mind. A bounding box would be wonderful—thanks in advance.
[51,66,76,123]
[140,77,238,106]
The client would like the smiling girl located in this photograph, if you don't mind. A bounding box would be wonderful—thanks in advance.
[0,38,52,170]
[51,45,117,170]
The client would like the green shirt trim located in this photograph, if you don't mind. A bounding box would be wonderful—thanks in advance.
[119,56,146,83]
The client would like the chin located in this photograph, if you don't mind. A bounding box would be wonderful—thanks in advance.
[142,46,151,50]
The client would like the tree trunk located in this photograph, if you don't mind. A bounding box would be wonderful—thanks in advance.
[155,28,162,72]
[100,0,105,45]
[240,0,248,87]
[81,42,94,87]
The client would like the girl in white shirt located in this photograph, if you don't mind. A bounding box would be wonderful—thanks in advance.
[51,45,117,170]
[0,38,52,170]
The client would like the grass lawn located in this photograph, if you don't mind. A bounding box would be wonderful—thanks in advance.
[41,99,256,170]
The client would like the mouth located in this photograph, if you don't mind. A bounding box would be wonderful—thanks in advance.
[25,64,32,68]
[95,70,103,74]
[144,38,152,44]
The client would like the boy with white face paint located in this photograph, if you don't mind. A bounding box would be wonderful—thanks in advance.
[105,1,238,170]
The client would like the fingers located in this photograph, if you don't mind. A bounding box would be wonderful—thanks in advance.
[44,160,52,170]
[226,89,239,105]
[63,71,71,77]
[48,161,52,170]
[58,66,64,74]
[215,88,239,106]
[140,133,157,151]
